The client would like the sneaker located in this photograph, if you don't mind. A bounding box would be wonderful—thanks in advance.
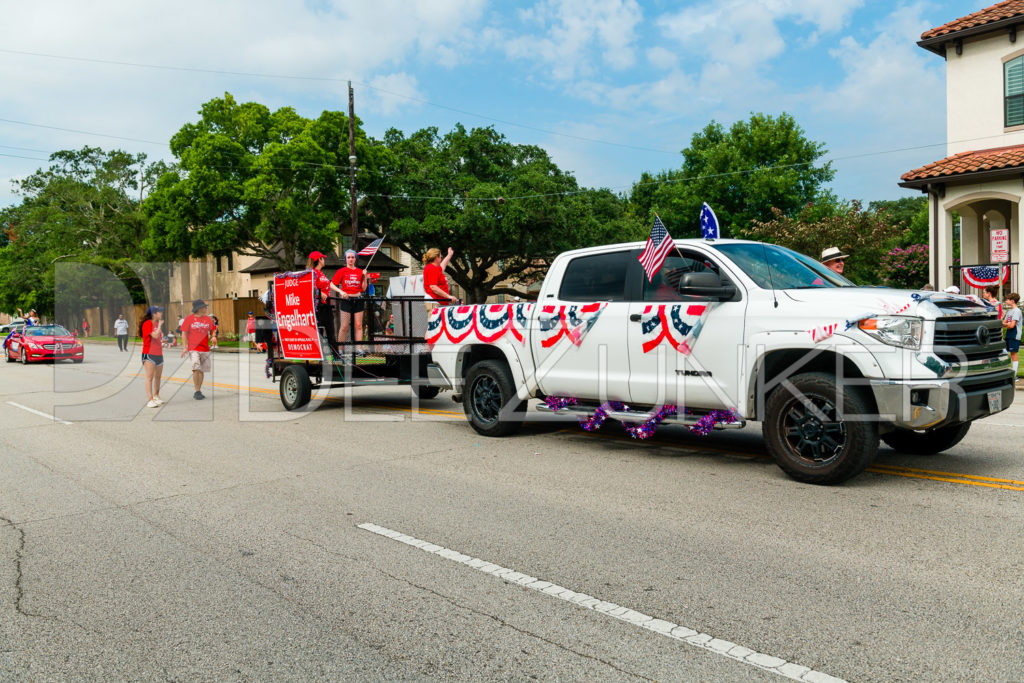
[146,400,159,408]
[153,396,164,405]
[194,391,205,400]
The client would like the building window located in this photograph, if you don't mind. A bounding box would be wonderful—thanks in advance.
[382,246,392,257]
[1006,56,1024,126]
[216,256,222,273]
[227,253,234,271]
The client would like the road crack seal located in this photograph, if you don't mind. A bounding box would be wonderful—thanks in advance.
[1,514,51,620]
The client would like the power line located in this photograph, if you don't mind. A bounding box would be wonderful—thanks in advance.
[0,47,678,155]
[0,117,167,146]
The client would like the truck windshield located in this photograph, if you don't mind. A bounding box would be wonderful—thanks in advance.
[712,242,854,289]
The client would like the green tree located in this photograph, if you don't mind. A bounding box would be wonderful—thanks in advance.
[869,196,928,245]
[741,199,907,284]
[146,93,389,270]
[0,147,168,318]
[364,124,644,302]
[632,112,834,236]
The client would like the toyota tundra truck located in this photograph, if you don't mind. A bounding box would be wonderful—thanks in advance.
[425,239,1015,484]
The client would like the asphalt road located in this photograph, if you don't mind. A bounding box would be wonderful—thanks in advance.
[1,343,1022,681]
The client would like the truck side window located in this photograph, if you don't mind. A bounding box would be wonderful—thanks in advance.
[641,252,722,301]
[558,251,631,301]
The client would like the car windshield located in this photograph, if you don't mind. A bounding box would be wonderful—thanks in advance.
[25,325,71,337]
[712,242,854,289]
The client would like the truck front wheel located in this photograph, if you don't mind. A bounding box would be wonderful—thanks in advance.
[881,423,971,455]
[763,372,878,485]
[463,360,525,437]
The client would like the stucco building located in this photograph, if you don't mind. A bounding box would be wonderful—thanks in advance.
[900,0,1024,291]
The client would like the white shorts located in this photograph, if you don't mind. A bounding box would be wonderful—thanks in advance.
[188,350,212,373]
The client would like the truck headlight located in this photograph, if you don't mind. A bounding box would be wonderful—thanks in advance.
[858,316,923,349]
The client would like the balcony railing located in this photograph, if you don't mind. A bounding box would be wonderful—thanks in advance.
[949,262,1019,294]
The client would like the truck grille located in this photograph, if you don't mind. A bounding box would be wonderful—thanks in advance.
[933,316,1004,363]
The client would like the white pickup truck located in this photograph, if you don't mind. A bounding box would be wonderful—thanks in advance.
[425,239,1015,484]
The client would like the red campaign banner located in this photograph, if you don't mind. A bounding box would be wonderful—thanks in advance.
[273,270,323,360]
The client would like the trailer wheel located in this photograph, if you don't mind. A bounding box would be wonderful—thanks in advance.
[413,385,440,400]
[280,365,312,411]
[762,372,878,485]
[463,360,524,437]
[881,423,971,455]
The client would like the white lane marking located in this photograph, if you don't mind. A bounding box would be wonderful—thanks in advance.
[7,401,72,425]
[358,523,845,683]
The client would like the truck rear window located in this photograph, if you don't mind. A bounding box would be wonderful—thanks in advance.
[558,251,631,301]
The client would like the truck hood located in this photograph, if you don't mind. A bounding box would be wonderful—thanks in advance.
[780,287,995,320]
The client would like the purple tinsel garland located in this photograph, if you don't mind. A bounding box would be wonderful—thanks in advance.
[265,358,272,379]
[544,395,738,439]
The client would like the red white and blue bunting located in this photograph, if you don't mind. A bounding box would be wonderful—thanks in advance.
[961,265,1008,288]
[426,303,533,346]
[639,304,710,355]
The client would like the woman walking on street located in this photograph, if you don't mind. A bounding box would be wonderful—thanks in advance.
[140,306,164,407]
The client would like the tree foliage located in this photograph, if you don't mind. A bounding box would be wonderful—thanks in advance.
[364,124,644,302]
[742,199,907,284]
[631,112,834,237]
[145,93,390,271]
[869,196,928,245]
[0,147,168,317]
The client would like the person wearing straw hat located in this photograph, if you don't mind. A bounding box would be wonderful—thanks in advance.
[820,247,848,275]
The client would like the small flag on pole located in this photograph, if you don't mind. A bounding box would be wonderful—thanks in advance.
[700,202,719,240]
[639,216,674,282]
[357,238,384,257]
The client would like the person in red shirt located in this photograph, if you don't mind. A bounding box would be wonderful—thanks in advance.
[180,299,217,400]
[245,312,257,350]
[331,249,368,347]
[422,246,457,311]
[308,251,346,356]
[139,306,164,408]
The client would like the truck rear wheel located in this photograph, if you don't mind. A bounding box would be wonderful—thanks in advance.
[280,365,312,411]
[763,372,878,485]
[881,423,971,455]
[463,360,524,437]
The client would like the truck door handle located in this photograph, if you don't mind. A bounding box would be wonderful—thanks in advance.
[629,314,642,322]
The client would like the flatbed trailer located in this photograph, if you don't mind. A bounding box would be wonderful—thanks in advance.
[265,291,445,410]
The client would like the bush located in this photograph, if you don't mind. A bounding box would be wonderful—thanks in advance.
[881,244,929,289]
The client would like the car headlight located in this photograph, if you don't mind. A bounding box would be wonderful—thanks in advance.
[858,316,923,349]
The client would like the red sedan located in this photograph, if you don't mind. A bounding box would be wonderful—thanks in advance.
[4,325,84,364]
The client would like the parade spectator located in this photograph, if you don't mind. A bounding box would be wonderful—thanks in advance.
[1002,293,1021,383]
[140,306,164,408]
[181,299,216,400]
[423,247,457,311]
[307,251,345,355]
[820,247,848,275]
[245,312,257,350]
[82,318,90,338]
[113,314,129,352]
[210,315,219,349]
[983,285,1003,319]
[331,249,368,347]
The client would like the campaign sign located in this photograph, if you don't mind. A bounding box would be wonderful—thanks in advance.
[273,270,323,360]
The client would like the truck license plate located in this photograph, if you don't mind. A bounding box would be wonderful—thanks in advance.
[987,390,1002,414]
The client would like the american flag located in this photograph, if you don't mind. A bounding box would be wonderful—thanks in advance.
[357,238,383,257]
[638,216,674,282]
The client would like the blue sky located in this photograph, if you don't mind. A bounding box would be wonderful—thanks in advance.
[0,0,987,211]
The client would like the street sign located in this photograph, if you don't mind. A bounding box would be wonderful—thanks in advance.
[990,228,1009,263]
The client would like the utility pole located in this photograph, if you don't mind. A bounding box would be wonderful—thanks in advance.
[348,81,358,250]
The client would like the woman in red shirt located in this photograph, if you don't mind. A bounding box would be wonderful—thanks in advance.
[139,305,164,408]
[422,246,457,311]
[331,249,368,346]
[308,251,346,354]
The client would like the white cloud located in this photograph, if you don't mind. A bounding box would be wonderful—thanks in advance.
[364,73,424,117]
[503,0,643,80]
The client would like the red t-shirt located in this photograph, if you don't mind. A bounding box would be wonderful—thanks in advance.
[312,268,331,303]
[246,317,256,334]
[141,320,161,356]
[331,266,365,295]
[182,314,215,351]
[423,263,449,301]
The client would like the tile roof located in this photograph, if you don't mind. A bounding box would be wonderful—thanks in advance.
[921,0,1024,40]
[901,143,1024,182]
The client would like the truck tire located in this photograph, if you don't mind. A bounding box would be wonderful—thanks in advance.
[280,365,312,411]
[463,360,525,437]
[762,372,878,485]
[413,384,441,400]
[881,423,971,455]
